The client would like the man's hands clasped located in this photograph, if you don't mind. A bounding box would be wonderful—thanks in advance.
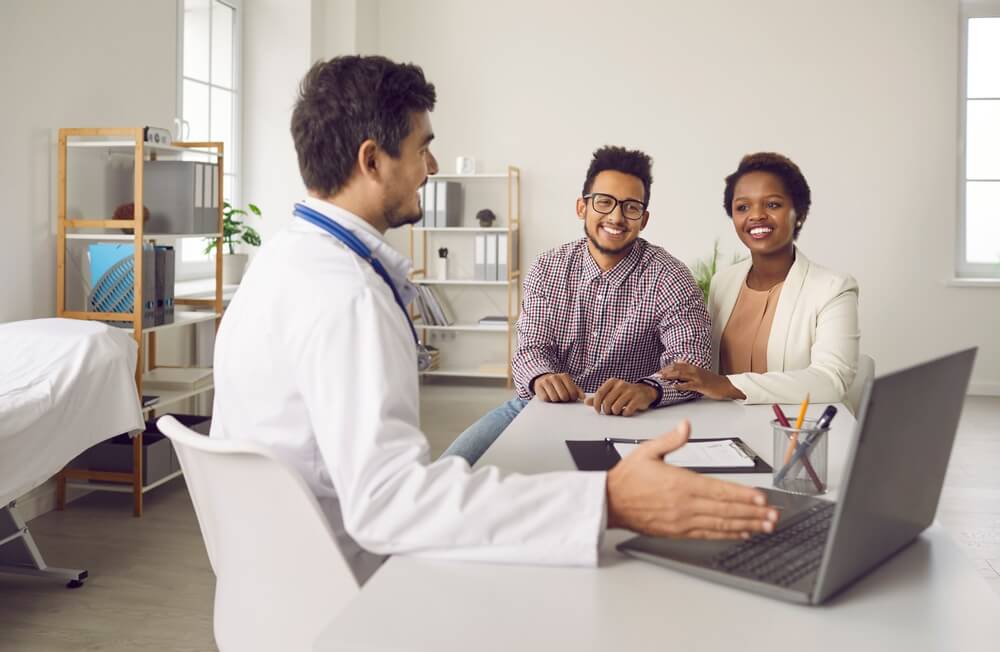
[534,373,658,418]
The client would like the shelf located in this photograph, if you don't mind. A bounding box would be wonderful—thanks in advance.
[413,227,512,233]
[66,469,184,495]
[414,323,509,332]
[430,173,507,179]
[66,140,221,157]
[65,232,222,241]
[420,369,508,379]
[141,384,214,415]
[106,310,221,334]
[411,279,510,286]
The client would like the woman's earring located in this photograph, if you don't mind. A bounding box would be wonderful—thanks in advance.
[796,221,802,227]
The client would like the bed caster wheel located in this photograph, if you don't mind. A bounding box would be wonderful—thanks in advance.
[66,579,85,589]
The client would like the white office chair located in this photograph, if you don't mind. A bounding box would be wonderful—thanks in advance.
[157,416,358,652]
[845,353,875,416]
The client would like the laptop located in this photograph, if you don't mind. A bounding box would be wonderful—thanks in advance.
[617,348,977,605]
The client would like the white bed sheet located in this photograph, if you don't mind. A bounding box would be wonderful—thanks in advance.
[0,318,144,505]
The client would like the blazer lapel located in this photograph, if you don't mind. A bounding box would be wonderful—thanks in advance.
[767,248,810,372]
[711,258,752,371]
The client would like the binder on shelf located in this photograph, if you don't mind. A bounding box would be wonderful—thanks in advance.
[485,233,498,280]
[86,242,156,327]
[423,181,436,227]
[153,245,175,326]
[474,235,487,280]
[434,181,461,227]
[416,185,425,227]
[497,234,508,281]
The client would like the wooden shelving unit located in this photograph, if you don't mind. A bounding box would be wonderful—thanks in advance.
[408,166,521,387]
[54,127,224,517]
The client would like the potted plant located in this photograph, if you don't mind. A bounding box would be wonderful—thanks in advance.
[205,201,262,284]
[690,239,744,301]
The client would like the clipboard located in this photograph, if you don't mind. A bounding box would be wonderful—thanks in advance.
[565,437,772,474]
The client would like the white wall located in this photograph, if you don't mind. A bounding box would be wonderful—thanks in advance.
[371,0,1000,391]
[0,0,178,323]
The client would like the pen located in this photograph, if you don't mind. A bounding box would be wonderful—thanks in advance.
[775,406,838,486]
[604,437,645,445]
[772,403,824,493]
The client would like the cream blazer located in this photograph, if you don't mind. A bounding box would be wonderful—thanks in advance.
[708,249,860,405]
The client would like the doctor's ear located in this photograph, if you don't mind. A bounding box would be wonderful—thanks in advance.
[357,139,380,180]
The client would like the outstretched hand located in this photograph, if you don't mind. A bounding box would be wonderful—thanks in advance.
[606,420,777,539]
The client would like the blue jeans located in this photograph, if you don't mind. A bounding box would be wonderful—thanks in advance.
[441,397,529,466]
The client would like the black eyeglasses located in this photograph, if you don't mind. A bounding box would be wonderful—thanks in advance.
[583,193,647,221]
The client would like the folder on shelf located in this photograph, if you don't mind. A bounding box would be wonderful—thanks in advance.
[417,185,425,227]
[423,181,436,227]
[497,234,508,280]
[485,233,498,280]
[474,235,487,280]
[435,181,461,227]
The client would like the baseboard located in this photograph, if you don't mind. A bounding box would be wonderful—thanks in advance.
[14,479,93,523]
[968,382,1000,397]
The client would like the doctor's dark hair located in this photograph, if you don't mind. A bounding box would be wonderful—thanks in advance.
[291,55,437,195]
[581,146,654,205]
[723,152,811,238]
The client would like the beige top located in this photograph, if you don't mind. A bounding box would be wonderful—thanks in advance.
[719,280,785,375]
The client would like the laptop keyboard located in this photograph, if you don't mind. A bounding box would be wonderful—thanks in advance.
[711,502,835,587]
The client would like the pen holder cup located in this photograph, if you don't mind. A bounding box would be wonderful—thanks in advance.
[772,418,829,495]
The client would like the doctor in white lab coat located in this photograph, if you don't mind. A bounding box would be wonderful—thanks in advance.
[211,55,778,584]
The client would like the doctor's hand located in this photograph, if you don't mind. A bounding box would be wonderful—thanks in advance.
[533,373,585,403]
[605,420,778,540]
[658,362,746,401]
[585,378,658,416]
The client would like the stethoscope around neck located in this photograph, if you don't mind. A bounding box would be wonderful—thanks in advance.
[293,203,433,371]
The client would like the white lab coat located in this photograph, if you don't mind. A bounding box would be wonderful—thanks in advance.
[211,198,606,583]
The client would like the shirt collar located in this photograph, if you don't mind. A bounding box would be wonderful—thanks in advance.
[294,197,417,305]
[578,237,645,289]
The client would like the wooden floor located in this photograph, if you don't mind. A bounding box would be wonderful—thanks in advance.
[1,388,998,651]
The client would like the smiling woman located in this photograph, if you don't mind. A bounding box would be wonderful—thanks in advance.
[658,152,860,405]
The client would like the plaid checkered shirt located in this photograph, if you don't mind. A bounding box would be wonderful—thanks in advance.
[513,237,712,407]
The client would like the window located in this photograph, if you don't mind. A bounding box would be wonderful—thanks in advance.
[177,0,242,278]
[959,3,1000,278]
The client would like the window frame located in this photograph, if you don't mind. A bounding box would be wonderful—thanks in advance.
[175,0,243,280]
[957,1,1000,279]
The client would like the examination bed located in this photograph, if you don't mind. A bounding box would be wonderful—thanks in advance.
[1,318,143,586]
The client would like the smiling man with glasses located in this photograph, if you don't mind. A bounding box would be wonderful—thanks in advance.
[443,146,712,465]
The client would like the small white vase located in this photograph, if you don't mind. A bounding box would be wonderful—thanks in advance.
[222,253,249,284]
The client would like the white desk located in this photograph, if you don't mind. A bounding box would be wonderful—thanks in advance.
[317,399,1000,651]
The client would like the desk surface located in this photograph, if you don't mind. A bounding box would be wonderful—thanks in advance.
[317,399,1000,651]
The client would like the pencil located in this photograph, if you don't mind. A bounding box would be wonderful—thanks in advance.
[783,394,810,465]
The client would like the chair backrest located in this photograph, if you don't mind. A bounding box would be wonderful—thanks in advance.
[845,353,875,416]
[157,416,359,652]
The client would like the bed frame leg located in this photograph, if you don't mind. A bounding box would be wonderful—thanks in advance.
[0,502,88,589]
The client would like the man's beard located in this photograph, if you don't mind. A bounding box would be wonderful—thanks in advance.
[384,197,423,230]
[584,221,634,256]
